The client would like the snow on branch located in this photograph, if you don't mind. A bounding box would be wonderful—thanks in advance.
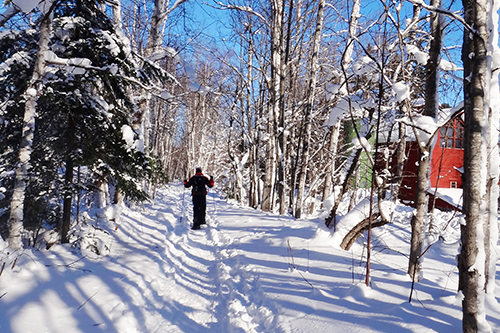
[133,50,182,87]
[43,51,177,101]
[400,115,438,146]
[392,81,410,102]
[141,47,211,95]
[0,51,30,76]
[1,0,56,26]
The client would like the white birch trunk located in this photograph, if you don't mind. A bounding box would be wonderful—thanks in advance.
[485,0,499,297]
[8,12,52,250]
[295,0,325,218]
[245,27,259,208]
[145,0,167,57]
[110,0,122,30]
[460,0,491,331]
[261,0,283,212]
[322,122,340,201]
[342,0,360,68]
[408,0,442,282]
[145,0,188,56]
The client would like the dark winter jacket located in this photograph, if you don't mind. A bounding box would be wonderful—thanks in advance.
[184,172,214,196]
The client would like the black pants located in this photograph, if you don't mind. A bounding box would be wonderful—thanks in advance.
[192,194,207,227]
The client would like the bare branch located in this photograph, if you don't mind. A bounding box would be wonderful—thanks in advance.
[0,6,20,27]
[210,2,270,27]
[408,0,474,33]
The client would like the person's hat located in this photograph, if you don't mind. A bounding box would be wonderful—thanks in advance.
[196,167,202,173]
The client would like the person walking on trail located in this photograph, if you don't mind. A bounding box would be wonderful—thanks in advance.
[184,167,214,230]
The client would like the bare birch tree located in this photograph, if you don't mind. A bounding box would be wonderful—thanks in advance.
[484,0,500,299]
[261,0,283,212]
[408,0,443,282]
[460,0,492,331]
[8,10,52,250]
[294,0,325,218]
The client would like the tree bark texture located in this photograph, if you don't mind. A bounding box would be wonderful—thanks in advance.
[484,0,500,296]
[261,0,283,212]
[277,0,290,215]
[408,127,434,281]
[322,122,341,201]
[295,0,325,218]
[460,0,490,331]
[8,12,52,250]
[408,0,442,282]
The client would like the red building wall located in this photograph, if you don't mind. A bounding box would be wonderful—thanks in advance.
[430,118,464,188]
[380,117,464,209]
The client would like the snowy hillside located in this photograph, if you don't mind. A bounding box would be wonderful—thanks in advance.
[1,183,499,332]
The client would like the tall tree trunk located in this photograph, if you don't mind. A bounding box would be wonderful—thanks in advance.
[460,0,490,331]
[342,0,360,68]
[323,0,360,222]
[110,0,122,29]
[322,122,341,201]
[145,0,167,57]
[277,0,293,215]
[145,0,189,56]
[485,0,500,296]
[142,0,188,163]
[295,0,325,218]
[408,0,442,282]
[61,118,76,244]
[8,12,52,250]
[262,0,283,212]
[392,5,420,202]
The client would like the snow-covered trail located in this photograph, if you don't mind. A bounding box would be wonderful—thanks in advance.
[91,183,282,332]
[2,182,500,332]
[116,183,282,332]
[0,183,289,333]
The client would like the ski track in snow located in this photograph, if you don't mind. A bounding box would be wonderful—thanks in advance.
[2,183,500,333]
[113,184,280,333]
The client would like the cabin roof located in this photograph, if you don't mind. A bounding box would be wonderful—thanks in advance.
[378,106,463,144]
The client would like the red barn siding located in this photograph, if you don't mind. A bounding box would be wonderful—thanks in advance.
[430,118,464,189]
[377,117,465,210]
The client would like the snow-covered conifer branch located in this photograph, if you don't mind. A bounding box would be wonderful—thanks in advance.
[43,53,180,102]
[132,50,183,87]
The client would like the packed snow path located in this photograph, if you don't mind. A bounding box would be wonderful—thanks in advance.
[142,184,280,332]
[1,183,500,332]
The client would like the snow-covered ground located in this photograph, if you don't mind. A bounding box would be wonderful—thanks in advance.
[1,183,500,332]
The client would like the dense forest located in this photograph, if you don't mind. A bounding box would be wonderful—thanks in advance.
[0,0,499,331]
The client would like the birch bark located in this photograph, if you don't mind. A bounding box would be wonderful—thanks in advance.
[408,0,442,282]
[261,0,283,212]
[294,0,325,218]
[460,0,491,331]
[8,12,52,250]
[484,0,500,297]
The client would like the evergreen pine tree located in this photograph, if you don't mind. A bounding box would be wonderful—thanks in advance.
[0,0,163,245]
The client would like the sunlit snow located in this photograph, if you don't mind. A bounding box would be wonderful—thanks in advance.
[1,183,499,332]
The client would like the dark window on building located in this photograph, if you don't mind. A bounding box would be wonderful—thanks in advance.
[439,119,464,149]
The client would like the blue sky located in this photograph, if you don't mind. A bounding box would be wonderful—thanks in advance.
[184,0,469,105]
